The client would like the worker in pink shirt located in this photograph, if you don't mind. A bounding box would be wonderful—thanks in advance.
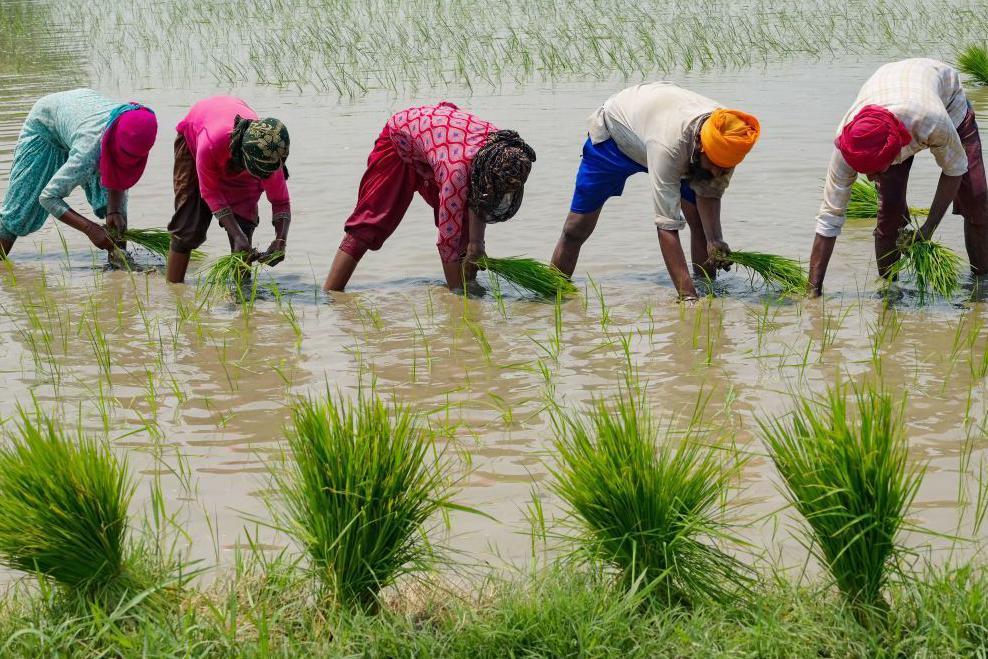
[166,96,291,283]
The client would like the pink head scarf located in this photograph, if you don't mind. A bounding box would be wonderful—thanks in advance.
[100,105,157,190]
[835,105,912,175]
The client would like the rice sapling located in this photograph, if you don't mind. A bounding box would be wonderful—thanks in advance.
[196,251,283,303]
[957,44,988,85]
[725,251,808,295]
[846,179,928,220]
[478,256,578,299]
[271,389,465,611]
[886,228,962,301]
[0,406,138,598]
[121,228,205,260]
[549,380,751,606]
[758,383,924,618]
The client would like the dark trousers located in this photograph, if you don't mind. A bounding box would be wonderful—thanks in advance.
[168,135,255,254]
[874,109,988,274]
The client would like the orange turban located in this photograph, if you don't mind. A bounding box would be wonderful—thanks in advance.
[699,109,761,168]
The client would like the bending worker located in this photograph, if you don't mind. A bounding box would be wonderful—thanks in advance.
[166,96,292,283]
[0,89,157,257]
[550,82,760,300]
[324,102,536,292]
[808,58,988,294]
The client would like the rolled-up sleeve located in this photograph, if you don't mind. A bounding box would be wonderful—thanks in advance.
[646,143,686,231]
[691,170,733,199]
[815,149,857,237]
[38,145,94,219]
[927,120,968,177]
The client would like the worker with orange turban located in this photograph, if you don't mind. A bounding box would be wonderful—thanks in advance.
[550,82,760,301]
[809,59,988,295]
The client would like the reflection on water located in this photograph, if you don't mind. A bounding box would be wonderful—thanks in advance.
[0,27,986,573]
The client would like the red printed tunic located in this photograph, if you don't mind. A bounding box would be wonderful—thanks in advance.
[386,102,496,262]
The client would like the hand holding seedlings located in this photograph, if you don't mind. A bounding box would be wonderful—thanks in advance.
[84,219,116,251]
[105,211,127,249]
[706,240,732,272]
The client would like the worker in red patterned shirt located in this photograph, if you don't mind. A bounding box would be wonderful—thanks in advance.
[324,102,536,292]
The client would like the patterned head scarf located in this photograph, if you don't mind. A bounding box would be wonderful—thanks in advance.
[230,115,290,179]
[468,130,536,224]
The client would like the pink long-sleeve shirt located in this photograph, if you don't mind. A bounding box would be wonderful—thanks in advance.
[387,103,496,263]
[176,96,290,223]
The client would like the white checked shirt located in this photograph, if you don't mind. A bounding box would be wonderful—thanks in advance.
[587,83,733,231]
[815,59,970,237]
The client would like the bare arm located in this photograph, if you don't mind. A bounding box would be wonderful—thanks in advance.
[807,233,836,296]
[696,195,731,269]
[259,213,291,266]
[918,173,963,239]
[444,209,488,290]
[57,209,114,251]
[657,228,699,299]
[105,188,127,248]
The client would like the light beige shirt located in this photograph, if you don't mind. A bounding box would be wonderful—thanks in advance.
[588,82,733,230]
[815,59,970,237]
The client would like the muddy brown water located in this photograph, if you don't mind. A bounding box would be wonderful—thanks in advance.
[1,45,987,578]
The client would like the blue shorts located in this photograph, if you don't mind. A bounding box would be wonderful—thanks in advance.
[569,137,696,213]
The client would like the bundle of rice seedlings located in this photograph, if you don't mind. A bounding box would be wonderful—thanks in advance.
[549,383,750,606]
[958,44,988,86]
[121,228,205,260]
[195,252,259,301]
[758,383,923,616]
[272,390,457,611]
[478,256,578,299]
[725,250,808,294]
[846,179,928,220]
[197,251,284,303]
[0,407,135,597]
[887,232,962,300]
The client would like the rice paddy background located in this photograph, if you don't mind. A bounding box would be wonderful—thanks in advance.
[0,0,986,597]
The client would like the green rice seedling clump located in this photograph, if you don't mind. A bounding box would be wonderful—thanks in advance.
[957,44,988,85]
[549,382,750,606]
[726,250,808,294]
[888,233,962,301]
[846,178,928,220]
[0,406,134,596]
[122,228,205,260]
[273,389,456,611]
[478,256,578,299]
[758,383,923,615]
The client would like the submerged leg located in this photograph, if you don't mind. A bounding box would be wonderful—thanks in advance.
[954,110,988,276]
[873,157,913,279]
[551,209,601,277]
[324,249,361,292]
[0,235,15,259]
[166,250,191,283]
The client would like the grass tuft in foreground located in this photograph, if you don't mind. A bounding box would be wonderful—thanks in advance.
[725,250,808,295]
[549,381,750,606]
[479,256,579,299]
[846,179,929,220]
[957,44,988,85]
[887,232,963,301]
[0,406,135,597]
[759,383,923,616]
[272,389,457,611]
[121,228,205,260]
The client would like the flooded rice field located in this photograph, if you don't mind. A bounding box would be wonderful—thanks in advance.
[1,0,987,577]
